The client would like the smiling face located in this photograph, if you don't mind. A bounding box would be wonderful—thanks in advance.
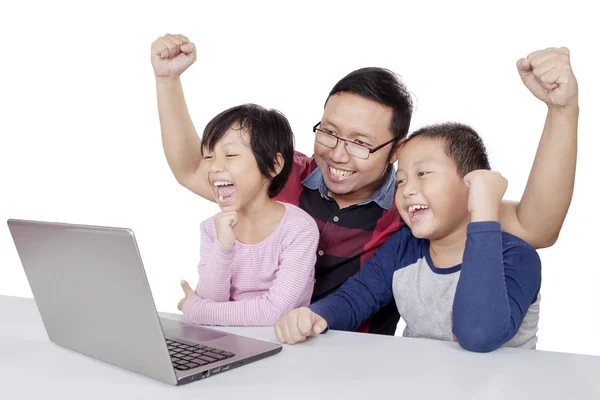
[201,126,272,212]
[395,136,470,240]
[314,92,397,203]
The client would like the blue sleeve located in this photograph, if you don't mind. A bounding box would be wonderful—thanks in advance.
[309,228,413,332]
[452,221,541,352]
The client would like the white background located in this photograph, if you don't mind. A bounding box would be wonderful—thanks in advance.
[1,0,598,356]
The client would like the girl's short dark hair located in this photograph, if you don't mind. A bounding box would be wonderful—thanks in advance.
[201,104,294,197]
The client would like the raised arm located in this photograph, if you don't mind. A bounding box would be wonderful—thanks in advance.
[193,219,236,303]
[452,221,541,352]
[151,34,215,201]
[457,171,541,352]
[499,47,578,249]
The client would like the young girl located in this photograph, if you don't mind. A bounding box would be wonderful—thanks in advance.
[175,104,319,326]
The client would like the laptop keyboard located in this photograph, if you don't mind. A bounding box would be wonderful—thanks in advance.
[167,339,236,371]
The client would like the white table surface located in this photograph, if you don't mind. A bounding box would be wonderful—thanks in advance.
[1,295,599,399]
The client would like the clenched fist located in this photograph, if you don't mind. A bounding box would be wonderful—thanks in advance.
[464,170,508,223]
[517,47,578,109]
[274,307,328,345]
[151,34,197,78]
[214,211,238,250]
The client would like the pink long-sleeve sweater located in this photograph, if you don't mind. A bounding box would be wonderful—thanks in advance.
[182,202,319,326]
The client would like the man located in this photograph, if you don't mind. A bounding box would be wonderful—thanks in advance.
[151,34,578,335]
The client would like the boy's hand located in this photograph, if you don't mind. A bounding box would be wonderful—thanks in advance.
[464,170,508,222]
[274,307,328,345]
[517,47,578,110]
[177,280,195,311]
[214,212,238,250]
[151,34,197,79]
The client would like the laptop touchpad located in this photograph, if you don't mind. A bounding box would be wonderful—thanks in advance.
[165,325,228,343]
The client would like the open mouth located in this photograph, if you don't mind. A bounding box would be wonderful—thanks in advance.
[327,165,355,183]
[213,180,236,204]
[407,204,429,223]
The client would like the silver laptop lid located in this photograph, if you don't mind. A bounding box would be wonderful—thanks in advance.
[7,219,178,385]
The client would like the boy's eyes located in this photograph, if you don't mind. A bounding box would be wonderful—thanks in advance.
[395,172,429,185]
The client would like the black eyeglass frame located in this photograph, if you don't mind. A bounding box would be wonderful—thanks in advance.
[312,122,396,159]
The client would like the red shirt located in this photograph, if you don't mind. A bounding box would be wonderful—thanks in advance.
[275,151,404,335]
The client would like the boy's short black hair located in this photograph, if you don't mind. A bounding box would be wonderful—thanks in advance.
[406,122,491,177]
[201,104,294,197]
[327,67,413,143]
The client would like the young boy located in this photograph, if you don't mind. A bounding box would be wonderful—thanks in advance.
[274,123,541,352]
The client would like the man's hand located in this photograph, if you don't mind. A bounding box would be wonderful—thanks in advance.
[214,212,238,250]
[274,307,328,345]
[151,34,197,79]
[517,47,578,109]
[465,170,508,222]
[177,280,195,311]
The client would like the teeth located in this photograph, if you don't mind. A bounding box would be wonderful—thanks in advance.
[330,166,354,178]
[408,205,429,213]
[213,180,234,187]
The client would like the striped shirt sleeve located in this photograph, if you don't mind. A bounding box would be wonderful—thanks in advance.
[194,221,235,302]
[182,217,319,326]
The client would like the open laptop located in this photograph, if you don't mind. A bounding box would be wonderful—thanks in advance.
[7,218,282,385]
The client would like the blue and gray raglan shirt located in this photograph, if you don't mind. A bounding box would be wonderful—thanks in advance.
[309,221,542,352]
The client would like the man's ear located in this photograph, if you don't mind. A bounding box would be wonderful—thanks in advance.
[389,138,407,164]
[271,153,285,177]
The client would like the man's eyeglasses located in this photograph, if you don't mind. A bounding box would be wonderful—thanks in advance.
[313,123,396,160]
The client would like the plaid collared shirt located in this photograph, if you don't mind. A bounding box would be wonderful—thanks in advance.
[275,151,404,335]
